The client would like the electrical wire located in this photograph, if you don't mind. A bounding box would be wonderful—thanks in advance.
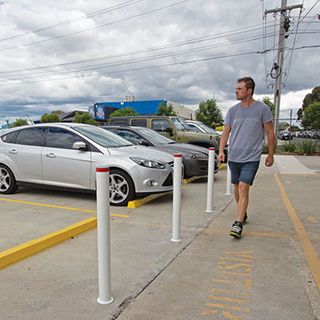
[0,21,276,76]
[0,0,192,53]
[0,0,145,42]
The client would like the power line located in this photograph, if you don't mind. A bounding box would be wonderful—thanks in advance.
[0,0,192,53]
[0,0,145,43]
[0,21,277,76]
[0,50,260,87]
[0,32,279,83]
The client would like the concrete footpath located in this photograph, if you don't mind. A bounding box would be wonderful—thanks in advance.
[0,155,319,320]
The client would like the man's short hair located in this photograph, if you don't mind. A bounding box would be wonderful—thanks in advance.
[237,76,255,94]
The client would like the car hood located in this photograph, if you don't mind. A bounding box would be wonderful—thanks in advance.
[161,143,209,155]
[156,143,209,156]
[108,145,174,163]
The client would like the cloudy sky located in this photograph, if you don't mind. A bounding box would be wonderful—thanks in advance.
[0,0,319,125]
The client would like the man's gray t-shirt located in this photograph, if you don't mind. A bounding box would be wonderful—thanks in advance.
[225,101,273,162]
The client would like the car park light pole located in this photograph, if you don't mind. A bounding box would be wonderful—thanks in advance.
[171,154,182,242]
[96,165,113,305]
[205,147,215,213]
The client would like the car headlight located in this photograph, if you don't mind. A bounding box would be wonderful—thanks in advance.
[130,157,166,169]
[191,153,208,159]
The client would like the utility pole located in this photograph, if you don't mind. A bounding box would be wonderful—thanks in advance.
[265,1,303,145]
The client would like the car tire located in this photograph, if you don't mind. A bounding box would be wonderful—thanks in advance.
[0,164,18,194]
[109,169,135,206]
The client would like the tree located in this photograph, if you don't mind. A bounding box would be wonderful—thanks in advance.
[74,112,97,125]
[196,99,223,127]
[109,107,138,118]
[301,102,320,129]
[297,86,320,120]
[40,112,60,123]
[262,97,275,118]
[156,102,177,116]
[12,118,28,127]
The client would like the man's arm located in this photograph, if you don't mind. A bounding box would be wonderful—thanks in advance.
[264,121,276,167]
[217,125,231,163]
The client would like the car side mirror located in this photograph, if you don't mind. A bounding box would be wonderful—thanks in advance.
[139,140,150,146]
[73,141,88,151]
[165,127,173,135]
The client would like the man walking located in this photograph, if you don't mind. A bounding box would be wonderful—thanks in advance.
[218,77,275,238]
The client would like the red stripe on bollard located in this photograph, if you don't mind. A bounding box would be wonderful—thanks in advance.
[209,147,215,151]
[174,154,183,158]
[96,167,109,173]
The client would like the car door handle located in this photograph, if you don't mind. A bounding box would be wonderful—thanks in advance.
[9,149,17,154]
[46,153,56,158]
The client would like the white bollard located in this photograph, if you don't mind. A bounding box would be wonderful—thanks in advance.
[171,154,182,243]
[205,147,215,213]
[225,163,232,196]
[96,165,113,305]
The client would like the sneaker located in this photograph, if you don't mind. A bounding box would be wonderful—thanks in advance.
[230,221,243,239]
[243,211,248,224]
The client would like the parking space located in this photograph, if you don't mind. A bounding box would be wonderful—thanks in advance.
[0,170,229,269]
[1,157,319,320]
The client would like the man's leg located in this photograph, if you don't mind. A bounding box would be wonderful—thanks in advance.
[236,182,250,223]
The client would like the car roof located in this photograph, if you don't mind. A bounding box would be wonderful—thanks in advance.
[0,123,98,137]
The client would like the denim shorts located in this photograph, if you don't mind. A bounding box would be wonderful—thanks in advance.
[228,161,260,185]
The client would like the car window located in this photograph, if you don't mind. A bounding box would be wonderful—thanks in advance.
[131,119,147,127]
[74,125,133,148]
[46,127,82,149]
[1,131,18,143]
[187,123,201,133]
[152,119,170,132]
[171,117,189,130]
[117,130,143,145]
[109,118,128,125]
[136,127,174,145]
[15,127,43,146]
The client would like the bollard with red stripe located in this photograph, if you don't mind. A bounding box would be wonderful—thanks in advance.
[171,154,182,242]
[96,165,113,305]
[206,147,215,213]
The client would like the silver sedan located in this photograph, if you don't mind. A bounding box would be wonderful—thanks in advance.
[0,123,174,206]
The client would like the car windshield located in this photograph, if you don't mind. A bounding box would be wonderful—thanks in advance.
[74,125,133,148]
[171,117,189,131]
[136,127,175,145]
[196,122,217,134]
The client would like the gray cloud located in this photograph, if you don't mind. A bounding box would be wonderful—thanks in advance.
[0,0,319,124]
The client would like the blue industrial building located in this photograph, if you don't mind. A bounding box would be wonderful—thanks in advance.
[90,99,167,121]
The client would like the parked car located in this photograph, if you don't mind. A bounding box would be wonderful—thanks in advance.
[186,120,228,161]
[185,120,221,136]
[108,115,219,149]
[103,125,219,178]
[278,130,293,140]
[0,123,175,206]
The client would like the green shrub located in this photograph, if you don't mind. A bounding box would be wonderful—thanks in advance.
[281,142,297,153]
[297,140,319,155]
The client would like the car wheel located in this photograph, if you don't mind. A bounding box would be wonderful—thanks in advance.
[0,164,18,194]
[109,169,135,206]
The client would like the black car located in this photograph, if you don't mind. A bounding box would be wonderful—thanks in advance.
[103,126,219,178]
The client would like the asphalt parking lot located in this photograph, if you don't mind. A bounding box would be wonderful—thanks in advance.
[0,156,320,320]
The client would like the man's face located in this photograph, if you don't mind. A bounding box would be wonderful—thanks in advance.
[235,81,251,101]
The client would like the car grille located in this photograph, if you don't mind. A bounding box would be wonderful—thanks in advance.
[162,173,173,186]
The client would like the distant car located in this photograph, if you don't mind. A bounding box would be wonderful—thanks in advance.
[186,120,228,161]
[0,123,175,206]
[278,131,293,140]
[186,120,221,136]
[103,125,219,178]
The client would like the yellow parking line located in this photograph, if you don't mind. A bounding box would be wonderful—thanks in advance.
[274,174,320,288]
[183,175,206,184]
[127,192,170,208]
[0,197,129,218]
[0,217,97,269]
